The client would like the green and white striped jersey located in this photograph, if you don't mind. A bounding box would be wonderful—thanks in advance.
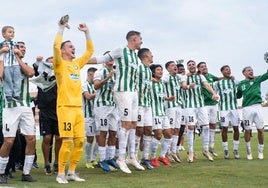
[202,73,218,106]
[215,79,238,111]
[151,80,166,117]
[179,87,187,109]
[137,62,152,107]
[94,65,116,107]
[237,71,268,107]
[82,81,95,118]
[162,74,183,108]
[182,74,206,108]
[4,75,31,108]
[114,46,139,92]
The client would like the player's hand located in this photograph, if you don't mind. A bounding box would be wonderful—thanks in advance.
[13,47,22,56]
[58,15,70,29]
[107,71,115,78]
[212,93,219,101]
[189,83,195,89]
[78,23,88,33]
[1,44,9,53]
[36,56,43,62]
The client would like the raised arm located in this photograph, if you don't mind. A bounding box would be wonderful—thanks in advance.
[87,48,123,65]
[15,54,34,78]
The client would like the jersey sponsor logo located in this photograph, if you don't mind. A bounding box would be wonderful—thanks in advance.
[69,73,79,80]
[157,92,165,98]
[221,88,234,94]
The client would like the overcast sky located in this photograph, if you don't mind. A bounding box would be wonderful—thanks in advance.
[1,0,268,99]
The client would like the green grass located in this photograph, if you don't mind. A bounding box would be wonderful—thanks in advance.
[4,132,268,188]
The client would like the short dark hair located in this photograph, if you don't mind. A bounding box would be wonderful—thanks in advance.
[177,63,184,68]
[60,40,71,49]
[137,48,150,60]
[242,66,252,73]
[165,61,175,69]
[149,64,162,78]
[187,60,195,65]
[197,61,206,69]
[220,65,230,72]
[17,41,25,45]
[87,67,97,73]
[126,30,140,40]
[45,56,53,62]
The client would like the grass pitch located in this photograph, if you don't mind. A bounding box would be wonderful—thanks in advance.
[4,132,268,188]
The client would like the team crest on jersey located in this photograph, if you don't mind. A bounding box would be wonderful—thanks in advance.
[69,73,79,80]
[73,65,79,70]
[129,61,138,69]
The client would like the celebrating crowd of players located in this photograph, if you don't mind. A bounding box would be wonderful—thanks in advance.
[0,15,267,184]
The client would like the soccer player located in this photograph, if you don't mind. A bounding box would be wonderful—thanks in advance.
[214,65,240,159]
[53,16,94,183]
[149,64,173,167]
[181,60,218,163]
[93,53,119,172]
[136,48,154,169]
[89,30,144,173]
[83,67,99,169]
[0,42,37,183]
[163,61,183,163]
[237,66,268,160]
[197,62,219,157]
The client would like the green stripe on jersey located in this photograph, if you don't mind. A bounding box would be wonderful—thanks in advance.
[163,74,183,108]
[215,79,237,111]
[185,75,205,108]
[138,63,152,107]
[4,76,30,108]
[95,66,116,107]
[151,80,166,116]
[83,81,95,118]
[114,47,138,92]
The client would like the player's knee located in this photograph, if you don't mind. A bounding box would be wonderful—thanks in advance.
[74,137,84,148]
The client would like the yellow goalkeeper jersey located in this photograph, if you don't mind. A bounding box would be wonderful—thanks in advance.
[53,34,94,107]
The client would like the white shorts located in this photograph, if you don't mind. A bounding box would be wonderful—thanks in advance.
[85,117,98,137]
[206,105,218,124]
[137,106,153,127]
[184,107,209,126]
[152,116,171,130]
[242,104,264,130]
[3,106,35,137]
[219,110,240,127]
[166,107,182,129]
[94,106,119,132]
[114,91,138,121]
